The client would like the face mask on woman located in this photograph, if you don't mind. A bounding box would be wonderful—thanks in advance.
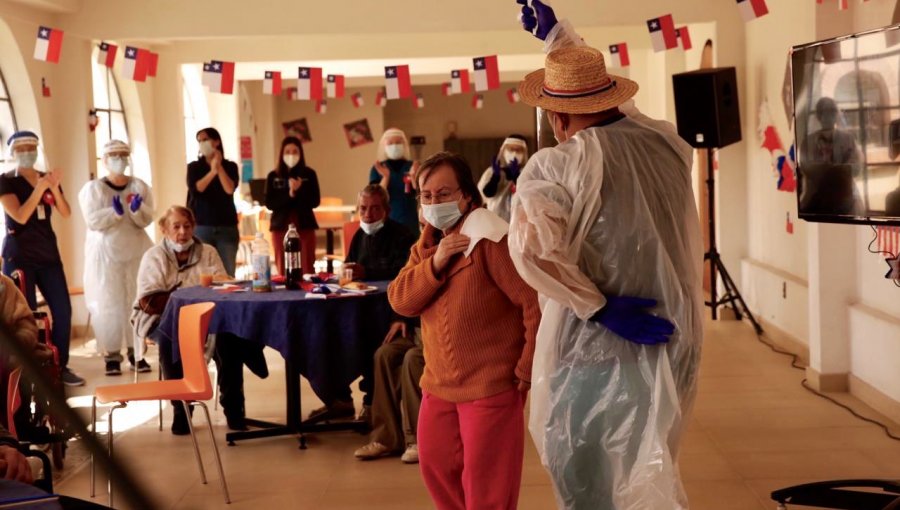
[199,140,215,158]
[16,151,37,169]
[422,201,463,231]
[106,156,128,175]
[360,219,385,236]
[283,154,300,168]
[385,143,405,160]
[165,238,194,253]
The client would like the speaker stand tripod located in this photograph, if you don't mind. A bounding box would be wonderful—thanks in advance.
[703,148,763,334]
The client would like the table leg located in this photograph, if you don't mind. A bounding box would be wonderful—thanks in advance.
[326,229,335,274]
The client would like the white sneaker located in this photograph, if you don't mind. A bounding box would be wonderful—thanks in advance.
[401,444,419,464]
[354,442,391,460]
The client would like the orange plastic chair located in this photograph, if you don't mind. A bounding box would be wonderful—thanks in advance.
[90,302,230,506]
[342,221,360,259]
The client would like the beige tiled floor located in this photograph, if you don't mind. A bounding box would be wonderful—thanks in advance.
[52,317,900,509]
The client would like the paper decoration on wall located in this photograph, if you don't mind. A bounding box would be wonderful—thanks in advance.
[41,78,50,98]
[285,87,297,101]
[839,0,849,10]
[647,14,678,52]
[886,255,900,280]
[34,26,63,63]
[507,88,520,104]
[375,89,387,107]
[351,92,364,108]
[441,83,452,96]
[877,226,900,257]
[89,109,99,131]
[282,118,311,143]
[147,52,159,78]
[472,94,484,110]
[385,65,412,100]
[677,27,692,50]
[263,71,282,95]
[241,159,253,184]
[473,55,500,92]
[316,99,328,114]
[758,99,797,192]
[240,136,252,160]
[326,75,345,98]
[297,67,323,101]
[123,47,150,82]
[609,43,630,67]
[203,60,235,94]
[97,42,117,67]
[451,70,470,94]
[737,0,769,22]
[786,212,794,234]
[344,119,374,148]
[414,93,425,109]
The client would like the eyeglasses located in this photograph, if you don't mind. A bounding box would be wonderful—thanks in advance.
[418,188,460,205]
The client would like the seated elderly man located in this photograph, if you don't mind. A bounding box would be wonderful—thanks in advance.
[132,205,268,434]
[308,185,419,438]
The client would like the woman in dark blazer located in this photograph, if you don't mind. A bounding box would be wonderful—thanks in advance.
[265,136,320,275]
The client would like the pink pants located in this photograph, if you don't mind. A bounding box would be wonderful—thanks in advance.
[418,389,525,510]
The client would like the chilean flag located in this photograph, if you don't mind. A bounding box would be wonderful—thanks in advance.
[647,14,678,52]
[263,71,282,96]
[297,67,323,101]
[34,26,63,63]
[609,43,630,67]
[473,55,500,92]
[375,89,387,107]
[441,83,452,96]
[506,88,520,104]
[472,94,484,110]
[96,42,117,68]
[205,60,235,94]
[316,100,327,114]
[677,27,693,50]
[385,65,412,100]
[327,74,345,98]
[351,92,364,108]
[737,0,769,21]
[147,52,159,78]
[414,93,425,109]
[451,69,470,95]
[123,46,150,82]
[839,0,849,10]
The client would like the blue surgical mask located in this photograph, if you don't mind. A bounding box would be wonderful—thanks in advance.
[16,151,37,169]
[422,201,463,231]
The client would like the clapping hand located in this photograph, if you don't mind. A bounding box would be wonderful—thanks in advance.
[130,194,143,213]
[45,170,62,190]
[516,0,558,41]
[112,195,124,216]
[506,158,521,182]
[491,156,502,177]
[590,296,675,345]
[374,160,390,179]
[289,177,302,193]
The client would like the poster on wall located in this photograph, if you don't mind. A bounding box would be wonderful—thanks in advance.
[344,119,374,148]
[282,118,312,143]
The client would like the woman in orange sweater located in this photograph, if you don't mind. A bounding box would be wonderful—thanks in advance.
[388,152,540,510]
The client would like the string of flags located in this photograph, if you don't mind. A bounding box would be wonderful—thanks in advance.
[876,226,900,258]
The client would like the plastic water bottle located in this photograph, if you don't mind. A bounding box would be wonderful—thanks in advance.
[284,225,302,290]
[251,232,271,293]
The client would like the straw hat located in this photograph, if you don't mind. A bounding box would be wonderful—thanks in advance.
[518,46,638,114]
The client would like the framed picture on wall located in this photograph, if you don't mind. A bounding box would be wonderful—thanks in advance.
[343,118,374,148]
[282,118,312,143]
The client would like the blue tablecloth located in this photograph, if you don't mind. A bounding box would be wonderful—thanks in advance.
[155,282,393,400]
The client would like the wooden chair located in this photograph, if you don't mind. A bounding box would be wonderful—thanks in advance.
[91,302,229,507]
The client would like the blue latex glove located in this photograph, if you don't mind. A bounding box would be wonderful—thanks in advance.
[491,156,502,177]
[112,195,124,216]
[130,194,143,213]
[517,0,558,41]
[590,296,675,345]
[506,158,521,182]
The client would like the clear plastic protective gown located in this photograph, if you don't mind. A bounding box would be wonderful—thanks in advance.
[507,21,704,509]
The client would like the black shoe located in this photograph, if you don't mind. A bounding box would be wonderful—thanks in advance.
[105,361,122,376]
[171,409,191,436]
[131,358,151,373]
[62,368,86,386]
[244,347,269,379]
[226,415,248,431]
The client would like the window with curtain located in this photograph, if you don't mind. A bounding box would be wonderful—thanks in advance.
[91,63,129,179]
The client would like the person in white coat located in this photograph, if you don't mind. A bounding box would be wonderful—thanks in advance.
[508,2,704,509]
[78,139,154,376]
[477,135,529,222]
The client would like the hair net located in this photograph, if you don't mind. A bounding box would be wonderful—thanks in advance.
[376,128,411,161]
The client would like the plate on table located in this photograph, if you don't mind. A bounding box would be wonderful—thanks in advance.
[338,282,378,293]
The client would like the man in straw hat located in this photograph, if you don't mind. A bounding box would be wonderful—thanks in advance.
[507,2,704,508]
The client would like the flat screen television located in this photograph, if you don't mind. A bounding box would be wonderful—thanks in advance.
[792,24,900,226]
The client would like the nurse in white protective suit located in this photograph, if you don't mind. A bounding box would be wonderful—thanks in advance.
[476,135,529,222]
[78,139,154,375]
[509,2,704,509]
